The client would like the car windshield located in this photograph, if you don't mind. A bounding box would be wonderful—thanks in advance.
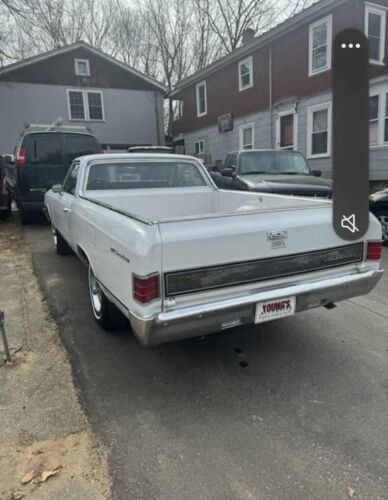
[239,151,311,175]
[86,161,207,190]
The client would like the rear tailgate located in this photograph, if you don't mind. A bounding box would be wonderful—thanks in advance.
[158,205,365,302]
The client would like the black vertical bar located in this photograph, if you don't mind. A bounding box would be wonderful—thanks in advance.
[332,29,369,240]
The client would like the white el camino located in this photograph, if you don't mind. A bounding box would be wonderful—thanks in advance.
[44,153,383,346]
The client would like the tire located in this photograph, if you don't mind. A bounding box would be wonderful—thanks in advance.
[88,265,124,331]
[374,210,388,246]
[52,227,72,256]
[0,197,11,220]
[19,206,33,225]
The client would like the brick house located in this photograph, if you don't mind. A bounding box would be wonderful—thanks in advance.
[169,0,388,183]
[0,41,166,154]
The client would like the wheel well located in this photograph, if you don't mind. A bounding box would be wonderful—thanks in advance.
[77,246,89,267]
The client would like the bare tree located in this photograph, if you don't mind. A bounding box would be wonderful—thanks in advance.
[1,0,120,57]
[110,0,160,79]
[193,0,312,53]
[190,0,223,71]
[143,0,195,132]
[0,0,28,61]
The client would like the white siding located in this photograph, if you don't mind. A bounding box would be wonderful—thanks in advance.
[0,81,164,153]
[183,88,388,181]
[184,110,272,165]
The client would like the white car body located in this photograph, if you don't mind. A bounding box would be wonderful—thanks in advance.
[44,153,383,346]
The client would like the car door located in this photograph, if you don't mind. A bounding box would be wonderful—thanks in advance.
[54,162,80,243]
[27,133,65,194]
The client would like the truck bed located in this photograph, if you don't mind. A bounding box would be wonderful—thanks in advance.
[85,188,330,223]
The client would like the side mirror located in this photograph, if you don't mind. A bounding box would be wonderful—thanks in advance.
[312,169,322,177]
[52,184,63,193]
[222,166,236,178]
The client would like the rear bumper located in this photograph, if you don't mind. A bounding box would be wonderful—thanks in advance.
[129,269,383,346]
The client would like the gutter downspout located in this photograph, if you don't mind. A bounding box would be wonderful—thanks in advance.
[269,45,273,149]
[154,91,162,146]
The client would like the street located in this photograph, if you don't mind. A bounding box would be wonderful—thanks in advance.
[26,222,388,500]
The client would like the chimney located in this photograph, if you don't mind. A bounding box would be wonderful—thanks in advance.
[242,28,255,46]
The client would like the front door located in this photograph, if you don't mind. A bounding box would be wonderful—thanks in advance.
[276,111,297,150]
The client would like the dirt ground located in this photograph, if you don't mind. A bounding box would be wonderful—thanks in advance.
[0,217,111,500]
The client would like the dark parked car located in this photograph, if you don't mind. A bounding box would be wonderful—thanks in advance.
[0,154,15,220]
[209,150,332,198]
[13,124,102,224]
[369,188,388,245]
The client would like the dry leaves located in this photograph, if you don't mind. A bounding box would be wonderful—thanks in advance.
[20,470,34,485]
[347,486,356,498]
[40,467,61,482]
[20,466,62,485]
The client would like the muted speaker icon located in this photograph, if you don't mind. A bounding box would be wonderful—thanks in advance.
[341,214,359,234]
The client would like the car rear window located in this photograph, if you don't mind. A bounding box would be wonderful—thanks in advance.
[86,162,207,190]
[28,134,64,166]
[65,134,100,163]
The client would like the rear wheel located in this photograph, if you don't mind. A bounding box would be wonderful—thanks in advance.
[374,210,388,246]
[19,206,33,225]
[0,197,11,220]
[88,265,124,331]
[52,227,72,255]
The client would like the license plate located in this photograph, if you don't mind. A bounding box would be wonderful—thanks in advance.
[255,296,296,324]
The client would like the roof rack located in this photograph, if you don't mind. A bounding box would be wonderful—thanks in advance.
[23,117,92,134]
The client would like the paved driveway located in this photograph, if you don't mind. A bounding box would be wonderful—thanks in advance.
[26,224,388,500]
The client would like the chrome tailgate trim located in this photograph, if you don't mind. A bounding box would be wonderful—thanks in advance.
[165,243,364,297]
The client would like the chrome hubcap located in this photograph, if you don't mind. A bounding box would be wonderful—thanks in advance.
[377,215,388,242]
[89,270,102,314]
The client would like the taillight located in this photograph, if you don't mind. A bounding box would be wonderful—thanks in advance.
[366,241,382,261]
[17,147,27,167]
[133,273,160,303]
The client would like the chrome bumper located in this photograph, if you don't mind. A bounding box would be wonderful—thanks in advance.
[129,269,383,346]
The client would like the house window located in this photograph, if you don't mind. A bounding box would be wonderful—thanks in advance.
[309,15,332,76]
[67,89,104,121]
[196,81,207,117]
[365,85,388,147]
[365,4,386,64]
[307,103,331,158]
[369,95,379,144]
[276,111,297,150]
[239,123,254,150]
[195,139,205,155]
[74,58,90,76]
[239,56,253,91]
[68,90,85,120]
[280,115,294,149]
[87,92,104,120]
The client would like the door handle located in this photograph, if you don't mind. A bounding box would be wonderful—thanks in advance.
[63,208,71,213]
